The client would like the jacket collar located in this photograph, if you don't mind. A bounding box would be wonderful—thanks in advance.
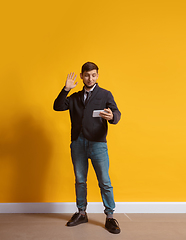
[80,83,99,105]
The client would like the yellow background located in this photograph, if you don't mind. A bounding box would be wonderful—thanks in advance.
[0,0,186,203]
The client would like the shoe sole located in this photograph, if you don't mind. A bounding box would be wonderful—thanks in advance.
[105,226,121,234]
[66,219,88,227]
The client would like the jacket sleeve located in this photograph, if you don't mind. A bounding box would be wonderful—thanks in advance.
[53,87,70,111]
[106,91,121,124]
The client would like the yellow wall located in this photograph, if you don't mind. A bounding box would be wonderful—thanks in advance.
[0,0,186,203]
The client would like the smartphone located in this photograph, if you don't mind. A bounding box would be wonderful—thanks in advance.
[92,110,106,117]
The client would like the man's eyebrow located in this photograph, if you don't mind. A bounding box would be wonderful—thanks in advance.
[85,72,97,75]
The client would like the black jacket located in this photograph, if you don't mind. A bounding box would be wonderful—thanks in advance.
[53,83,121,142]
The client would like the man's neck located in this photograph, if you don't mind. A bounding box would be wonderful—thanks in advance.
[84,83,97,92]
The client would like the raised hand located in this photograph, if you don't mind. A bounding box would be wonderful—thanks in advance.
[64,72,78,91]
[99,108,113,121]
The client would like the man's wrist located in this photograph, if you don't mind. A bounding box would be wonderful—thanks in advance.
[64,86,70,91]
[109,114,114,122]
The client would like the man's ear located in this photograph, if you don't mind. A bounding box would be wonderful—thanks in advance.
[80,73,83,79]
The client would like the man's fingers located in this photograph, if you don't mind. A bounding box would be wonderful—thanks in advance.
[99,108,113,121]
[68,72,77,81]
[100,112,111,117]
[103,108,112,113]
[99,112,111,120]
[69,72,73,79]
[100,109,110,114]
[73,74,77,81]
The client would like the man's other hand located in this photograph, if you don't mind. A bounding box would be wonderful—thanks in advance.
[99,108,113,121]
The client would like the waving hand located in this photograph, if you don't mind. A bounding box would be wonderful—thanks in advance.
[64,72,78,91]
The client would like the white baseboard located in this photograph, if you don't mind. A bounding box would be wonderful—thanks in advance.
[0,202,186,213]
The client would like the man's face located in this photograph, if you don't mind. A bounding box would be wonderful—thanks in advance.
[80,69,99,89]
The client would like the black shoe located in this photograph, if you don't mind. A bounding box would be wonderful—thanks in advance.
[66,212,88,226]
[105,218,121,234]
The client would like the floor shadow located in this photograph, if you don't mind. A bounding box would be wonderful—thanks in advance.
[88,218,105,228]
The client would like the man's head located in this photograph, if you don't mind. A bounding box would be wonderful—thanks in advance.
[80,62,99,89]
[81,62,99,74]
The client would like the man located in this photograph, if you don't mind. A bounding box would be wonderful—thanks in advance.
[53,62,121,234]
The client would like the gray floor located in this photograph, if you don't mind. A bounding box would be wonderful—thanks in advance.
[0,213,186,240]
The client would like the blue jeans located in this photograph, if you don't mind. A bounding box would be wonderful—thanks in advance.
[70,132,115,215]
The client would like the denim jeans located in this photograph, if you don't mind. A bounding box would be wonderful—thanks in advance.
[70,132,115,215]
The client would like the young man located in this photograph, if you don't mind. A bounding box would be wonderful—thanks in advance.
[53,62,121,234]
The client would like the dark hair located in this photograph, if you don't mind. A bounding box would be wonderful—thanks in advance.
[81,62,99,74]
